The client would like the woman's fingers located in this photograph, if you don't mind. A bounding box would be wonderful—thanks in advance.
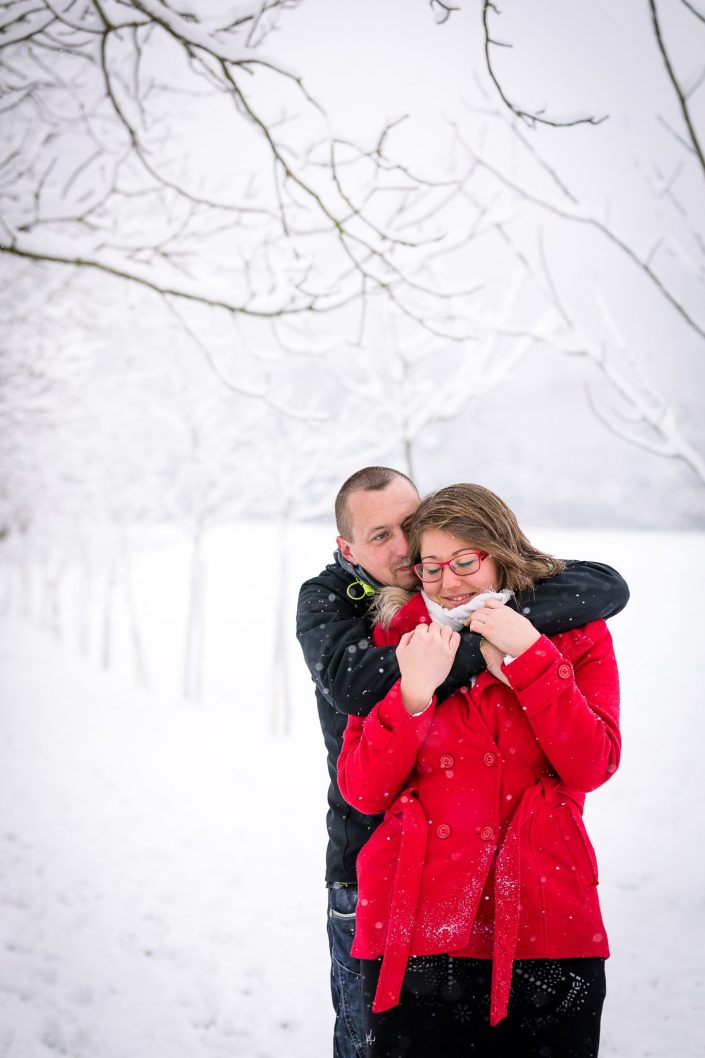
[469,604,540,656]
[428,622,461,651]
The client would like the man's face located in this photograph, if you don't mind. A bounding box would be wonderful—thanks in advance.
[336,478,420,589]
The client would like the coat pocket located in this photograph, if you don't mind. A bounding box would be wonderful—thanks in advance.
[557,803,599,886]
[355,812,401,882]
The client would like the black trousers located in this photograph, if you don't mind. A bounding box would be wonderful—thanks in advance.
[361,955,606,1058]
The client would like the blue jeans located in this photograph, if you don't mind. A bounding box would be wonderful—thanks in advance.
[327,886,365,1058]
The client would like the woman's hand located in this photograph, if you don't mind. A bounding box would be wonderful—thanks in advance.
[467,598,540,657]
[396,622,460,715]
[479,637,512,687]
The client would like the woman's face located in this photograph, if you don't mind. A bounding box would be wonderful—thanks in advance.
[418,529,500,609]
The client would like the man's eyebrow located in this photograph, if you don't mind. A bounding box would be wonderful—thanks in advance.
[366,524,389,536]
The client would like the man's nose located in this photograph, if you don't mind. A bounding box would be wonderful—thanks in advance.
[392,530,409,556]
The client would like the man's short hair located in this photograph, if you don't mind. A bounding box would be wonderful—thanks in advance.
[335,466,417,539]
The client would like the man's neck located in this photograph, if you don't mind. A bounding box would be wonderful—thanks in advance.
[335,549,384,591]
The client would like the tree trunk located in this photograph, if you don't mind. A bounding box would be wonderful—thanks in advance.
[49,568,62,642]
[102,554,119,670]
[41,557,63,642]
[271,504,292,735]
[183,523,206,703]
[77,548,91,658]
[403,437,416,482]
[18,530,33,621]
[0,566,10,618]
[120,531,149,691]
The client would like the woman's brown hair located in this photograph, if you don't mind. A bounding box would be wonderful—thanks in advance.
[407,484,564,594]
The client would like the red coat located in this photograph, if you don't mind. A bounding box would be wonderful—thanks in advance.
[337,593,621,1026]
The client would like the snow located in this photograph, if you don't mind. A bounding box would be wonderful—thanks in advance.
[1,524,704,1056]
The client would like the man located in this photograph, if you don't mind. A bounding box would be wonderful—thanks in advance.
[296,467,629,1058]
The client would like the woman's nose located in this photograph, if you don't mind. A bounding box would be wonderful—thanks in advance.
[440,564,463,587]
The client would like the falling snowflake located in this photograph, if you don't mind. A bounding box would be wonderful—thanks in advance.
[454,1002,473,1023]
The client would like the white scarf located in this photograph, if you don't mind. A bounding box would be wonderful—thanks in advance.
[421,589,513,631]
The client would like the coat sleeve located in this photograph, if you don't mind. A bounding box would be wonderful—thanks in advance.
[338,682,435,815]
[434,559,629,702]
[503,620,621,792]
[296,575,401,717]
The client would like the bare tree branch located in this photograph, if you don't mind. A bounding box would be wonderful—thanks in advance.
[0,1,482,340]
[649,0,705,182]
[429,0,459,25]
[0,239,354,316]
[453,125,705,343]
[481,0,608,128]
[678,0,705,25]
[160,295,328,420]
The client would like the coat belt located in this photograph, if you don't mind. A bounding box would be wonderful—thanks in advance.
[372,791,429,1014]
[371,776,558,1026]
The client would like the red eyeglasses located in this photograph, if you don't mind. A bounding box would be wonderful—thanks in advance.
[413,550,488,583]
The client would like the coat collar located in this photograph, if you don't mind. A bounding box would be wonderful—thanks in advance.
[335,549,383,589]
[384,591,430,636]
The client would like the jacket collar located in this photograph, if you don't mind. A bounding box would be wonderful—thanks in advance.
[335,549,383,598]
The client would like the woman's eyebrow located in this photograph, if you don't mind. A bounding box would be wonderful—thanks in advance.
[420,548,473,559]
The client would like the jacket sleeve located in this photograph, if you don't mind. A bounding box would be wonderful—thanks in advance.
[435,559,629,702]
[504,620,621,792]
[296,576,401,717]
[338,682,435,814]
[513,559,630,631]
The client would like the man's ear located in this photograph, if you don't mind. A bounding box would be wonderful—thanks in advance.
[336,535,354,563]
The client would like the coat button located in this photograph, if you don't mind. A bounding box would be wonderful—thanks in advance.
[436,824,451,839]
[440,754,454,769]
[557,663,572,680]
[480,825,495,841]
[483,752,497,767]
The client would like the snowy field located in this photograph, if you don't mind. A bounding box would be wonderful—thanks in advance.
[1,523,704,1057]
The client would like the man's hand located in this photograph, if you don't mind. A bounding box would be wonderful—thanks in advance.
[479,637,512,687]
[468,598,540,657]
[397,622,461,715]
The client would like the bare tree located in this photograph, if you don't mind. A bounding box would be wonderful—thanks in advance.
[0,0,480,340]
[437,1,705,487]
[325,274,550,483]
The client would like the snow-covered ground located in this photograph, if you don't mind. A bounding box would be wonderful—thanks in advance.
[1,524,704,1057]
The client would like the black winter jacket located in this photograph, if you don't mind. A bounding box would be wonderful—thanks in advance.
[296,553,629,885]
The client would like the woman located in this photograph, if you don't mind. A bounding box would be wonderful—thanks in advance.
[337,484,620,1058]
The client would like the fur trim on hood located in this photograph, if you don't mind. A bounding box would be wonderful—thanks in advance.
[371,586,417,629]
